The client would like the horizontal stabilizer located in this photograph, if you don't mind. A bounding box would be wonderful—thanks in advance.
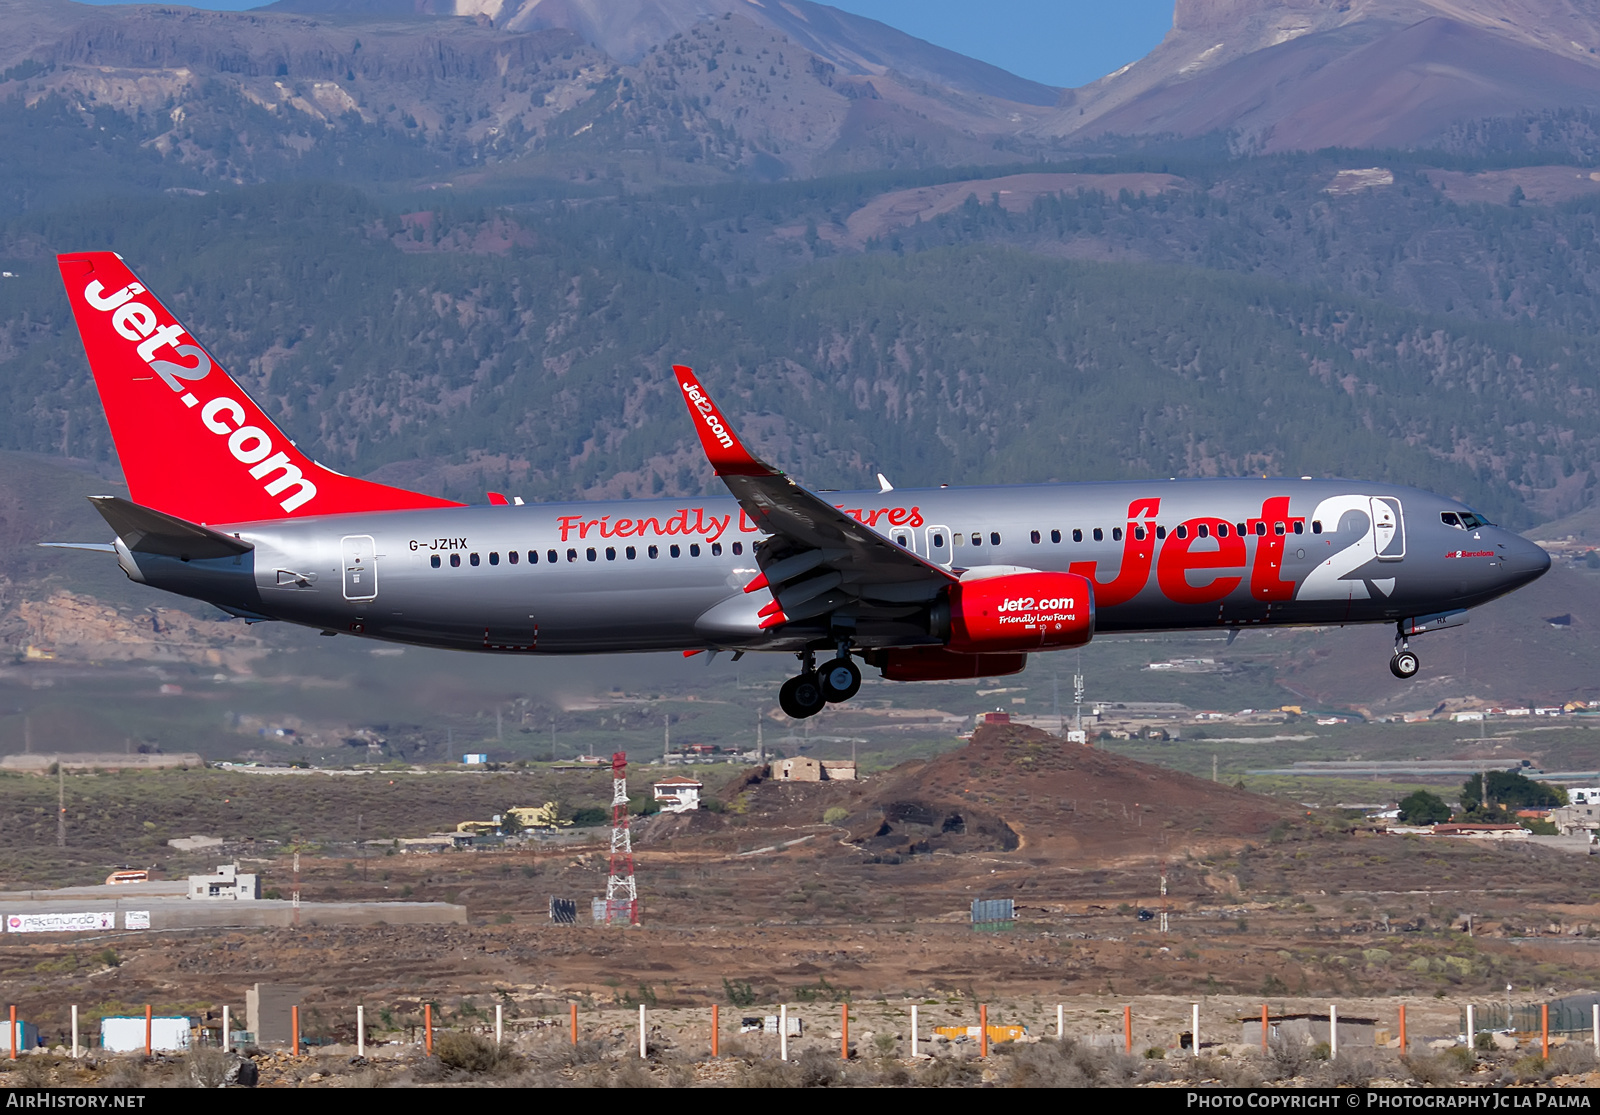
[87,495,254,560]
[37,542,117,553]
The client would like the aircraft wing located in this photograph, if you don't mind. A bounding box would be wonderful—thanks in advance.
[673,365,955,628]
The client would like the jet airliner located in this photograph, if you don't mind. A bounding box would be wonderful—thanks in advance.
[49,252,1550,719]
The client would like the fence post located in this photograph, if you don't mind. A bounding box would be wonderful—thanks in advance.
[1399,1004,1407,1055]
[357,1006,365,1059]
[1124,1005,1131,1054]
[291,1005,299,1057]
[1058,1004,1065,1043]
[423,1004,432,1056]
[495,1003,502,1047]
[570,1002,577,1046]
[979,1004,988,1058]
[72,1004,79,1059]
[1260,1003,1268,1054]
[911,1005,918,1058]
[1593,1003,1598,1056]
[145,1004,152,1059]
[1191,1003,1200,1058]
[639,1004,647,1059]
[841,1003,849,1061]
[711,1004,719,1059]
[1466,1004,1474,1061]
[780,1004,788,1062]
[9,1004,16,1060]
[1543,1003,1549,1060]
[1330,1004,1338,1061]
[222,1005,229,1053]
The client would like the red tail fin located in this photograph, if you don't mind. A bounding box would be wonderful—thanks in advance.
[57,252,462,525]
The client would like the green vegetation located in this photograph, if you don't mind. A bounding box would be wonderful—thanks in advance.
[1459,770,1564,813]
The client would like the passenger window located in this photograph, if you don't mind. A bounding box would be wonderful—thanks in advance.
[1030,530,1040,544]
[1175,525,1188,540]
[648,545,659,559]
[586,548,597,561]
[1440,512,1461,528]
[1217,523,1229,538]
[1092,528,1103,542]
[430,554,441,568]
[952,533,964,547]
[1197,524,1208,539]
[932,533,944,547]
[470,553,480,566]
[1050,530,1061,544]
[529,550,539,564]
[1112,527,1123,542]
[670,544,681,558]
[732,542,743,555]
[1311,521,1322,535]
[1155,526,1167,539]
[1072,529,1083,542]
[489,552,499,566]
[690,544,701,557]
[1292,521,1304,535]
[1274,522,1285,536]
[508,551,518,565]
[450,553,461,567]
[547,550,557,564]
[566,548,576,562]
[971,533,982,546]
[626,546,637,559]
[990,532,1001,546]
[1133,526,1145,541]
[1236,523,1247,537]
[605,547,616,561]
[1254,522,1266,537]
[711,543,722,556]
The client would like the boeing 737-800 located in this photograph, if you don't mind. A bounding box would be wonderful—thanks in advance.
[49,252,1550,719]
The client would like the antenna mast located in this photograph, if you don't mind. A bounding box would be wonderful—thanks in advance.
[604,751,639,925]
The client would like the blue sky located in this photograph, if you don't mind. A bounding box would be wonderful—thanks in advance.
[70,0,1175,89]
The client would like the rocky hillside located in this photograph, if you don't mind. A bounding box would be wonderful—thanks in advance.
[1043,0,1600,151]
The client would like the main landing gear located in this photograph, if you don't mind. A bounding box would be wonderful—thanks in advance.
[1390,628,1420,680]
[779,646,861,719]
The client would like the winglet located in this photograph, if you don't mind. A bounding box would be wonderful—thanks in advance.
[673,365,781,478]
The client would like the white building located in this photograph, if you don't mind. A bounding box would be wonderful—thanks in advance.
[652,776,703,813]
[187,864,259,900]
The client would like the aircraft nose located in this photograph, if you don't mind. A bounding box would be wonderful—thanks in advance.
[1501,534,1551,587]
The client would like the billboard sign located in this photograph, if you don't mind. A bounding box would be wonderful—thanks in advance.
[6,911,115,933]
[125,911,151,930]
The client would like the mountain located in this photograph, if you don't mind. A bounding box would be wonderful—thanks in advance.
[1042,0,1600,152]
[259,0,1063,105]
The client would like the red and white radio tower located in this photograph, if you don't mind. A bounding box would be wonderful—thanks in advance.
[604,751,639,925]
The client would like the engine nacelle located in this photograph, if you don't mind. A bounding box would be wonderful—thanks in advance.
[866,647,1029,681]
[932,571,1095,653]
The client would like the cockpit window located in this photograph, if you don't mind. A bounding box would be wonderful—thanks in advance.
[1463,510,1493,528]
[1440,512,1462,529]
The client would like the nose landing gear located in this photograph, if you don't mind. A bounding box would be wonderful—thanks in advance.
[1390,629,1420,680]
[779,646,861,719]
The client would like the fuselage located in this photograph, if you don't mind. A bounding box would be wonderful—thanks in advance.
[114,478,1550,656]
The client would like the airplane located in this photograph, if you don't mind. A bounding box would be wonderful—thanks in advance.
[48,251,1551,720]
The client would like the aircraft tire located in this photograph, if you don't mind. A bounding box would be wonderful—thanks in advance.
[779,673,826,719]
[820,658,862,703]
[1389,651,1420,679]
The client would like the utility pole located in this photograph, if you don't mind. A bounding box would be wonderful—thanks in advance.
[23,715,31,755]
[446,726,453,764]
[358,812,366,882]
[496,706,503,742]
[663,716,670,763]
[756,712,764,764]
[57,761,65,848]
[1212,754,1219,783]
[292,844,301,928]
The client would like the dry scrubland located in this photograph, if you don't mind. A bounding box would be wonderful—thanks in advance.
[5,726,1600,1087]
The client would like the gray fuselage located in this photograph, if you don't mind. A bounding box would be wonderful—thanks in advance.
[111,478,1550,656]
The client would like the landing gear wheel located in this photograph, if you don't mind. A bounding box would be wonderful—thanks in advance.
[779,673,826,719]
[1390,650,1420,679]
[820,657,862,703]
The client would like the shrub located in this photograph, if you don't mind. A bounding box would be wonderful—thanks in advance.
[434,1032,518,1075]
[1320,1051,1376,1087]
[1402,1052,1462,1086]
[823,807,849,825]
[1266,1034,1312,1080]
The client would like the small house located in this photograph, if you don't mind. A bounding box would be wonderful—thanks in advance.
[772,757,822,782]
[652,776,703,813]
[187,864,259,901]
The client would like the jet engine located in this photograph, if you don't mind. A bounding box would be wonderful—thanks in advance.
[932,570,1096,652]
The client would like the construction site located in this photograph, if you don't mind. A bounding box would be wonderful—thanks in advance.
[3,724,1600,1086]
